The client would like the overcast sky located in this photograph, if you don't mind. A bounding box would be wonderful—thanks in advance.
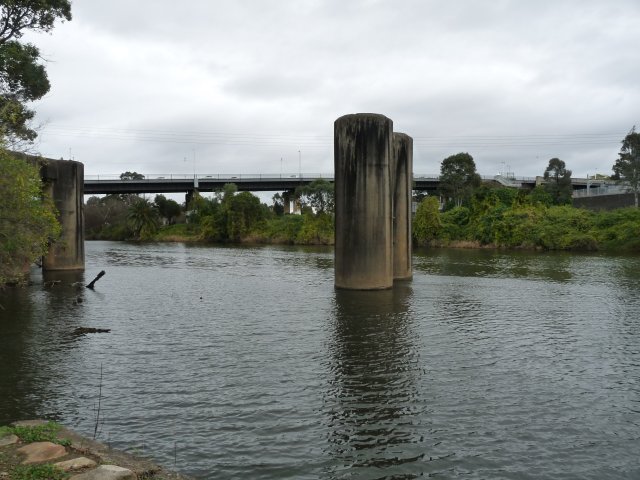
[24,0,640,179]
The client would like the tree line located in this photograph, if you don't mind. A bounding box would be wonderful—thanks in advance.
[84,178,336,245]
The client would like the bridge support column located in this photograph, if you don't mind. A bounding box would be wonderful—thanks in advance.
[283,190,293,214]
[334,113,393,290]
[392,133,413,280]
[185,189,198,207]
[41,160,85,271]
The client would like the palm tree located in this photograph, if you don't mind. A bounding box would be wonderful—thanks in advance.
[128,198,160,239]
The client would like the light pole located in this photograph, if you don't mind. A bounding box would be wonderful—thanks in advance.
[298,150,301,179]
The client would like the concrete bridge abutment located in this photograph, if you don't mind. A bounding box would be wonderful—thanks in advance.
[41,159,85,271]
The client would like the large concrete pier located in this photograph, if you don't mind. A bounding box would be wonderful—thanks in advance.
[392,133,413,280]
[334,113,394,290]
[41,159,85,271]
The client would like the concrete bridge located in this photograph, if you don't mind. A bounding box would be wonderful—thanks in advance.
[84,172,614,196]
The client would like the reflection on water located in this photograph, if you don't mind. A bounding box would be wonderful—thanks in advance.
[324,285,425,477]
[1,243,640,479]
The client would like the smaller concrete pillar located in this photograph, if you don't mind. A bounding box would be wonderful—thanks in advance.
[283,190,293,215]
[392,132,413,280]
[42,160,84,271]
[186,190,194,207]
[334,113,393,290]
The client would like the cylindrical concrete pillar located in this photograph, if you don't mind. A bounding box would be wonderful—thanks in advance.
[334,113,393,290]
[392,132,413,280]
[283,190,292,214]
[41,160,85,271]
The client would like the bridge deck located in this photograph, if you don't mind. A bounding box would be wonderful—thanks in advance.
[83,173,615,195]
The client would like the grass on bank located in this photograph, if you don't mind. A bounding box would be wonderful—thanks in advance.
[0,422,71,480]
[11,464,68,480]
[0,422,70,447]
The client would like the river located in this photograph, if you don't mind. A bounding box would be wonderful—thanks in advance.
[1,241,639,479]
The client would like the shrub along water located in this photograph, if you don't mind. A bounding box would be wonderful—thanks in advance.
[413,187,640,252]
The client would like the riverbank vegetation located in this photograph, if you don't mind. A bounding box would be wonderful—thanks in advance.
[85,179,336,245]
[413,185,640,252]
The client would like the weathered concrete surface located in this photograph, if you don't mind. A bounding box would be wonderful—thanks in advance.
[41,159,85,271]
[334,113,393,290]
[17,441,67,464]
[391,132,413,280]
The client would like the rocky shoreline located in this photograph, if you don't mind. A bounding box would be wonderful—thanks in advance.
[0,420,194,480]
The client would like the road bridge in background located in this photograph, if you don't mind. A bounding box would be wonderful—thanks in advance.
[83,173,615,196]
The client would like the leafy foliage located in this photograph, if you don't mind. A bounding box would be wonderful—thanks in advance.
[119,171,145,180]
[413,196,442,246]
[128,197,160,240]
[154,194,181,224]
[612,126,640,207]
[296,179,335,214]
[0,1,72,44]
[0,151,60,285]
[0,0,71,146]
[439,152,481,208]
[543,158,573,205]
[415,185,640,252]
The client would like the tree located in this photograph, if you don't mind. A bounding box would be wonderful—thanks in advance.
[0,1,71,146]
[128,197,160,239]
[439,152,481,208]
[612,126,640,208]
[154,194,181,224]
[120,171,145,180]
[296,179,335,214]
[413,196,442,246]
[271,193,284,216]
[0,150,60,284]
[543,158,572,205]
[224,191,264,241]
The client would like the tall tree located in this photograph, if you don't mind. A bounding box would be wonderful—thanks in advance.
[296,179,335,214]
[0,1,71,146]
[612,126,640,208]
[543,158,573,205]
[439,152,481,208]
[154,194,181,224]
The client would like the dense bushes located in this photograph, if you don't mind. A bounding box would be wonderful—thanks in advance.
[413,187,640,252]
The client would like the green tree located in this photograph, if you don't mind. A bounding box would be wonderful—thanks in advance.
[527,185,553,207]
[543,158,572,205]
[128,197,160,240]
[0,150,60,284]
[439,152,481,208]
[120,171,145,180]
[612,126,640,208]
[271,192,285,216]
[224,191,264,241]
[413,196,442,246]
[296,179,335,214]
[154,194,181,224]
[0,1,71,146]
